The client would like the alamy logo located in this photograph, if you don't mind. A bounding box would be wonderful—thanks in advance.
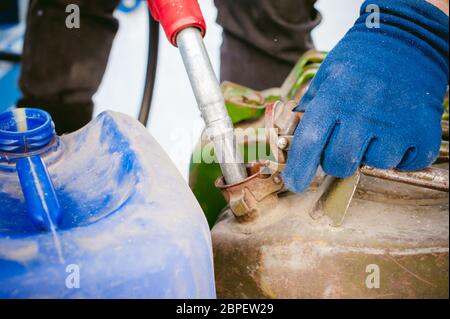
[366,4,381,29]
[66,4,80,29]
[65,264,80,289]
[366,264,381,289]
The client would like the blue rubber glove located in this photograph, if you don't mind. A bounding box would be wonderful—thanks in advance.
[283,0,449,193]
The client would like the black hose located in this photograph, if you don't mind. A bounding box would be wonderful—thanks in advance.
[138,9,159,127]
[0,51,21,63]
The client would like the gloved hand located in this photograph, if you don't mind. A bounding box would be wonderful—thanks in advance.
[283,0,449,193]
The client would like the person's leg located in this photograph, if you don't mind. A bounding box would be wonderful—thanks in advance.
[18,0,120,134]
[214,0,321,90]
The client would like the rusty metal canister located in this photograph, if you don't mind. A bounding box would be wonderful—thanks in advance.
[194,51,449,299]
[212,170,449,298]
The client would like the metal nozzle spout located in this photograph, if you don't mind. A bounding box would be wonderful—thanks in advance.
[176,28,248,185]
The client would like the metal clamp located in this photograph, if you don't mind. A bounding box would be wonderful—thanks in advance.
[215,168,284,219]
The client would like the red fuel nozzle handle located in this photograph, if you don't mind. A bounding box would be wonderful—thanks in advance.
[147,0,206,46]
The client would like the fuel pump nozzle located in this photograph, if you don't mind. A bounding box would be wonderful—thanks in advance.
[147,0,248,185]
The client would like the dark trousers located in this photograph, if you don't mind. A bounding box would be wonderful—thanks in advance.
[18,0,320,133]
[18,0,120,134]
[214,0,320,90]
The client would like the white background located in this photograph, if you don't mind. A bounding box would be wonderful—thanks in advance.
[94,0,364,179]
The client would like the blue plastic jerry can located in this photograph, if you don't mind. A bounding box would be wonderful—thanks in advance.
[0,108,216,299]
